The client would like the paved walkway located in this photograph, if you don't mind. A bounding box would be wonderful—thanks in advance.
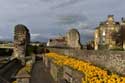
[30,61,55,83]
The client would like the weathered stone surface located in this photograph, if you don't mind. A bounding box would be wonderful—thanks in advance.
[95,15,125,50]
[63,66,83,83]
[48,48,125,76]
[50,62,63,82]
[66,28,82,49]
[13,24,30,64]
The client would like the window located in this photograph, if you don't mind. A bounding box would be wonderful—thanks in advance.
[102,31,106,36]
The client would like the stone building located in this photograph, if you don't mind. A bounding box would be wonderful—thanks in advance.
[13,24,30,65]
[94,15,125,50]
[66,28,82,49]
[47,36,67,47]
[47,28,82,49]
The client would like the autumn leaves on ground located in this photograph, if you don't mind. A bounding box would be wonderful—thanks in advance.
[46,53,125,83]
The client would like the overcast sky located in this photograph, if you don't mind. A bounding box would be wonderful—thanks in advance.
[0,0,125,43]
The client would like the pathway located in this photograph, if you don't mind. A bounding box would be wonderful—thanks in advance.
[30,61,55,83]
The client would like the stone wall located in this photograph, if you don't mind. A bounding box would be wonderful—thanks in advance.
[48,48,125,75]
[43,54,83,83]
[13,24,30,65]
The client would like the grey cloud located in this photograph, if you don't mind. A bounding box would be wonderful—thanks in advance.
[52,0,83,9]
[0,36,3,39]
[31,33,58,42]
[56,14,88,24]
[0,0,125,43]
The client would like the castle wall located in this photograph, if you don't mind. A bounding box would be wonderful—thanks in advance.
[48,48,125,75]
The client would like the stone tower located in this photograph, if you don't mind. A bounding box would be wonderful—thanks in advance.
[13,24,30,65]
[66,28,82,49]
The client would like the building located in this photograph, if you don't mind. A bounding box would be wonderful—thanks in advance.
[47,28,82,49]
[47,36,67,47]
[94,15,125,50]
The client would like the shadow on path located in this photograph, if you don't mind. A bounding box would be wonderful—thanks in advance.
[30,61,55,83]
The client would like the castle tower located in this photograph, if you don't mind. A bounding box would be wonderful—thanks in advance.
[66,28,82,49]
[13,24,30,65]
